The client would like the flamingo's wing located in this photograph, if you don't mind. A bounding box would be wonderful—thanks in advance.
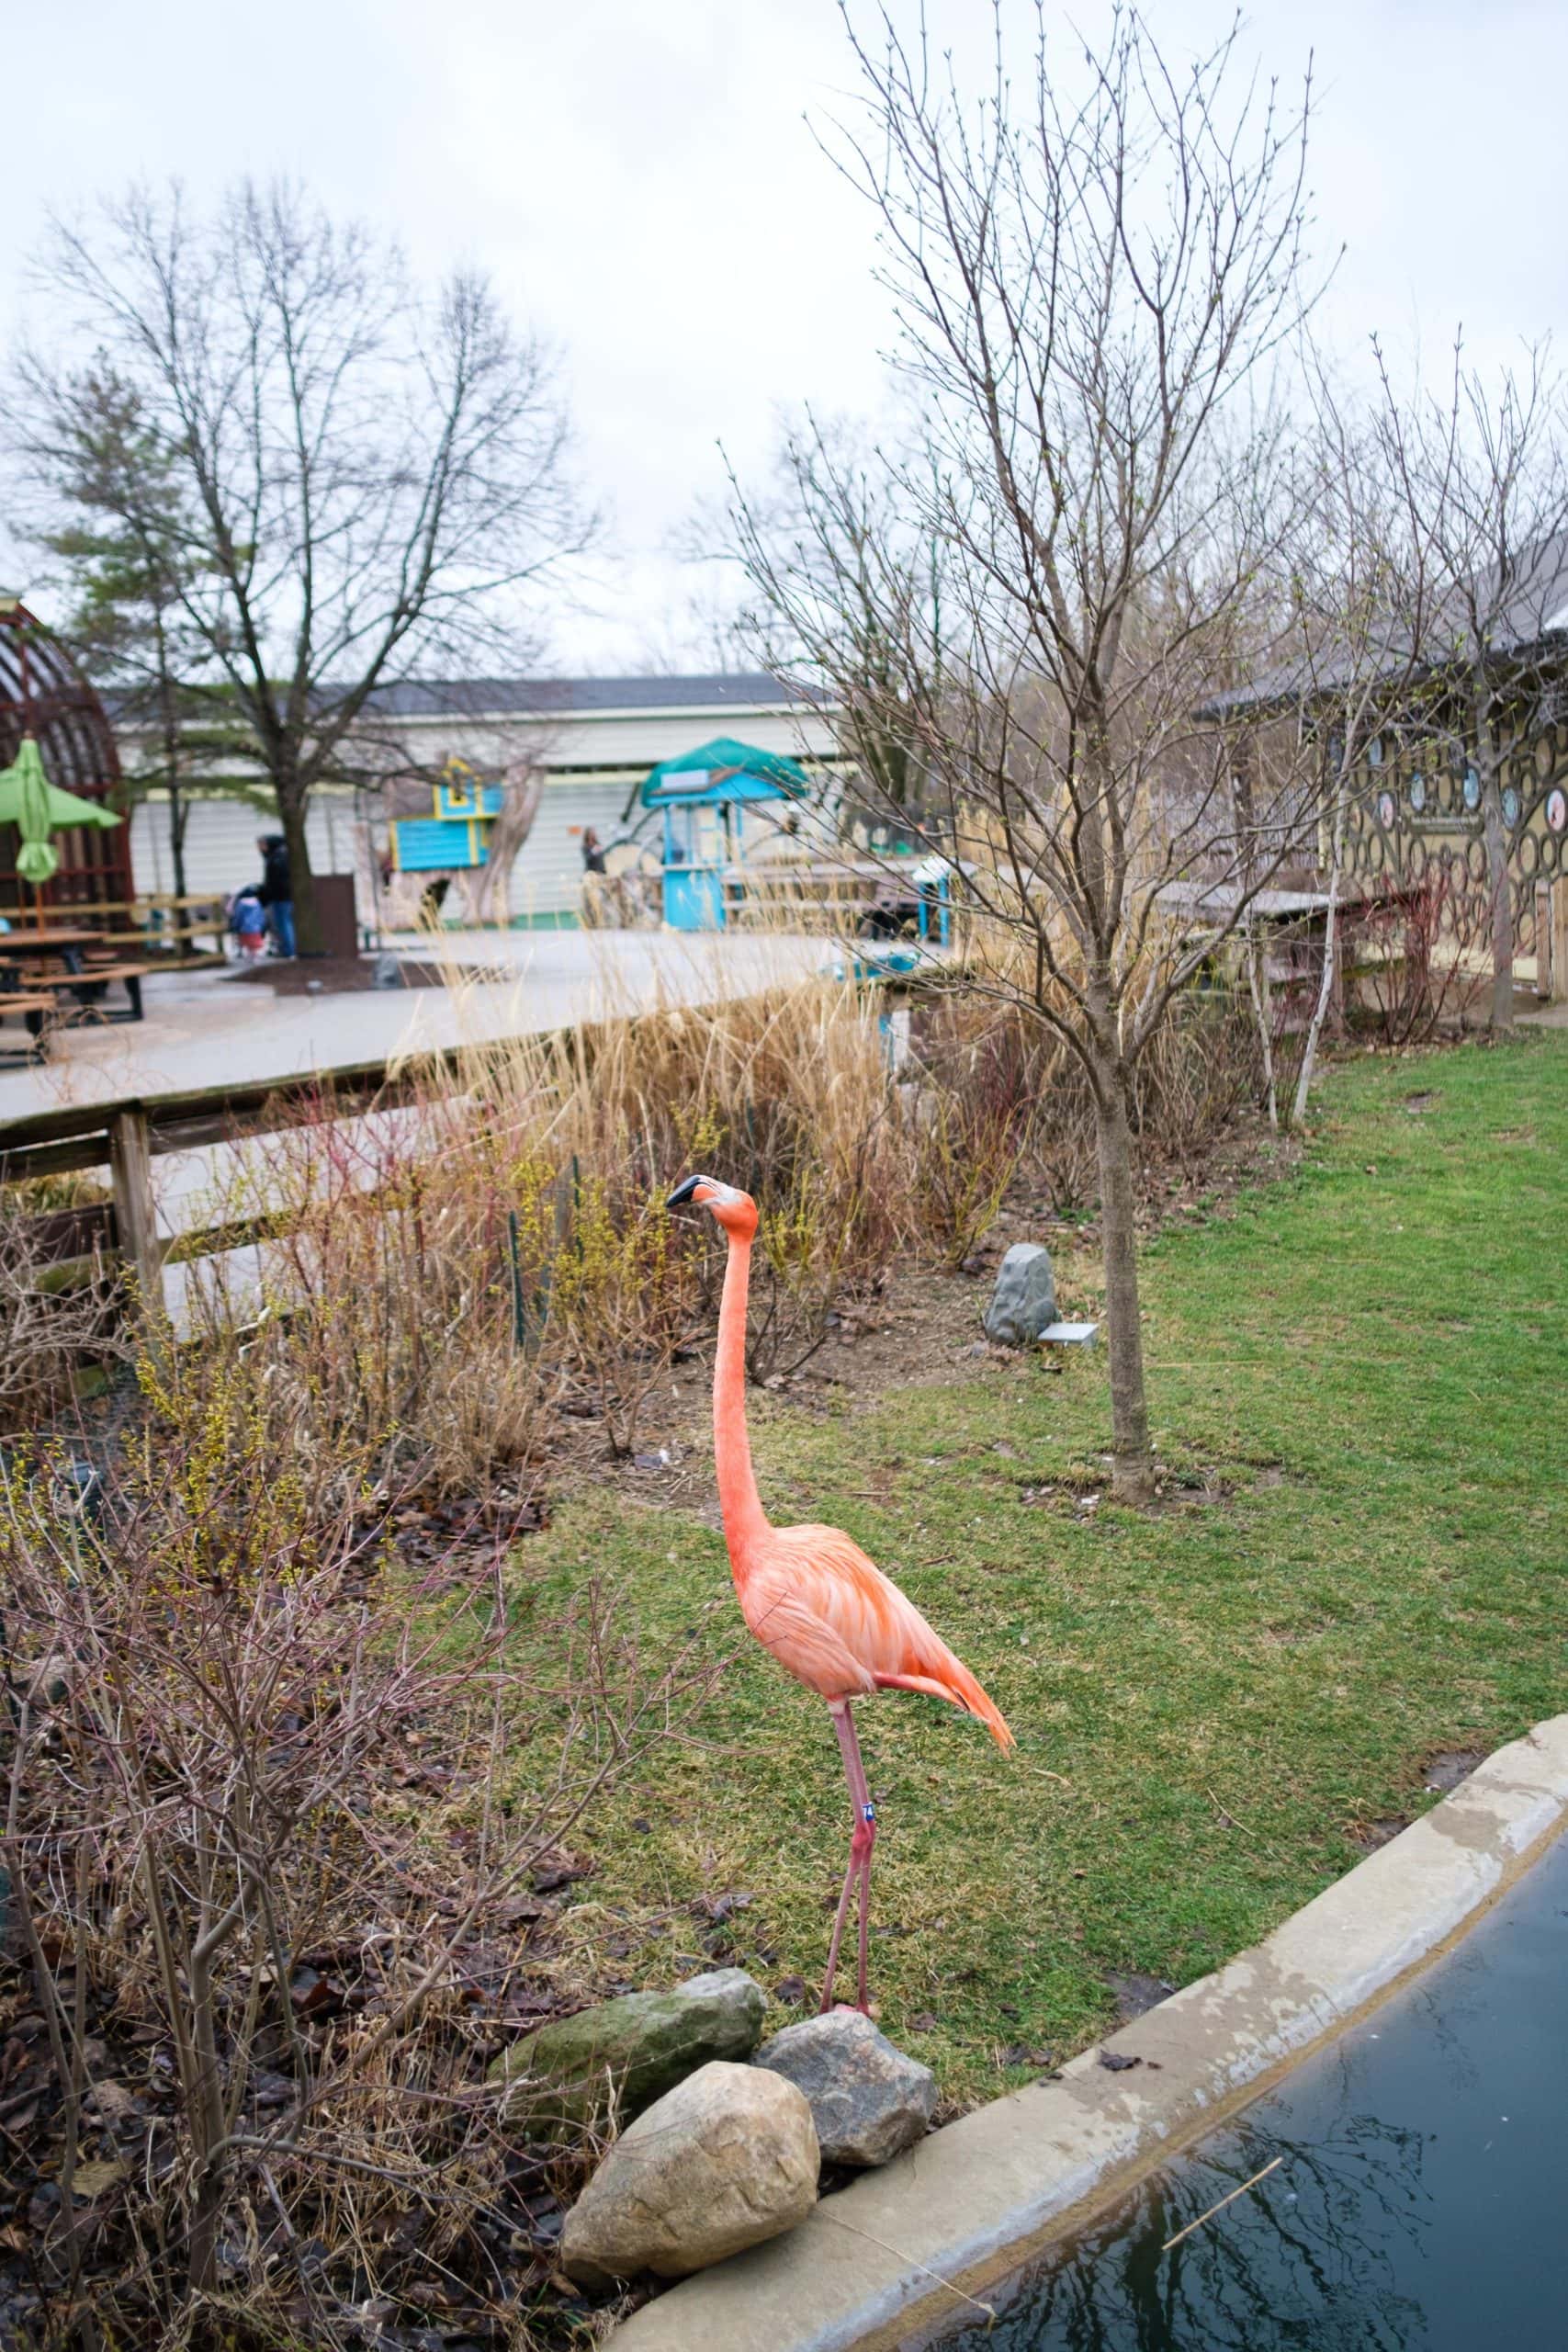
[765,1522,1015,1748]
[740,1571,876,1695]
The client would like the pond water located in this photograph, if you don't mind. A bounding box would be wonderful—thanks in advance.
[940,1832,1568,2352]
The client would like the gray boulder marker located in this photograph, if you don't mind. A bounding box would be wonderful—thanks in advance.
[561,2060,818,2286]
[754,2010,937,2167]
[983,1242,1057,1345]
[490,1967,766,2131]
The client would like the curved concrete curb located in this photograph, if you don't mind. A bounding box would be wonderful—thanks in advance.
[609,1713,1568,2352]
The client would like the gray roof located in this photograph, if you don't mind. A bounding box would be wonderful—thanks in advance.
[360,672,825,719]
[1202,529,1568,721]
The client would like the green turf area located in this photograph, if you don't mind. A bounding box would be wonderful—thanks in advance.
[505,1035,1568,2110]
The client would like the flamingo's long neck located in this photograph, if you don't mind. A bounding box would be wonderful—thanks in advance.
[714,1231,769,1577]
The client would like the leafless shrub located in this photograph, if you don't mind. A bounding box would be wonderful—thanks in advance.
[0,1189,127,1428]
[911,981,1263,1221]
[1348,858,1490,1045]
[0,1400,723,2347]
[906,1001,1045,1261]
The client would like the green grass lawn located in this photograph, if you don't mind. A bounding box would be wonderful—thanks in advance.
[503,1034,1568,2109]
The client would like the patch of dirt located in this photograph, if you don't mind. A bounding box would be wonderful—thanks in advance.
[1351,1815,1411,1853]
[1421,1747,1484,1794]
[1018,1459,1235,1519]
[1105,1970,1176,2023]
[1348,1746,1489,1854]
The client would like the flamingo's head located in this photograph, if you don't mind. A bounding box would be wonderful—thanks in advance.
[665,1173,759,1241]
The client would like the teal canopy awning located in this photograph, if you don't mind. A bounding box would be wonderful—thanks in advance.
[639,735,813,810]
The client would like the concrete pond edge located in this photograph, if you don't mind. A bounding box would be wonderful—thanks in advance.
[609,1712,1568,2351]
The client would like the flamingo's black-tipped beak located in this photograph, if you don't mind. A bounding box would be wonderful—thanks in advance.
[665,1175,704,1211]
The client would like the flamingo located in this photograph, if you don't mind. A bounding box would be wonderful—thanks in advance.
[667,1174,1014,2015]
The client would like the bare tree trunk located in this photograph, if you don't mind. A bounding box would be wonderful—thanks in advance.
[1483,782,1515,1031]
[154,628,189,904]
[169,783,189,903]
[1292,779,1348,1126]
[1472,680,1515,1032]
[278,786,322,957]
[470,760,544,926]
[1093,1066,1155,1506]
[1231,757,1277,1128]
[1241,917,1280,1132]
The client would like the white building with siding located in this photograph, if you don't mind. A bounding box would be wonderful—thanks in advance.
[123,673,842,925]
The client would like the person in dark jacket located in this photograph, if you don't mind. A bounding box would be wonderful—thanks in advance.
[256,834,296,958]
[581,827,608,876]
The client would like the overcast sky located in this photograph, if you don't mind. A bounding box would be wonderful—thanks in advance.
[5,0,1565,673]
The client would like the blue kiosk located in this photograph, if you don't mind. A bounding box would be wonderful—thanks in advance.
[640,737,813,931]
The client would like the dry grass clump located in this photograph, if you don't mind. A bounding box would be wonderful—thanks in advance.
[5,967,1265,1482]
[170,977,964,1490]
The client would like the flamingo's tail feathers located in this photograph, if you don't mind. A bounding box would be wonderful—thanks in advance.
[874,1664,1016,1752]
[970,1682,1017,1753]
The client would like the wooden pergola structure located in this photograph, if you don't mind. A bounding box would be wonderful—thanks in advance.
[0,598,133,923]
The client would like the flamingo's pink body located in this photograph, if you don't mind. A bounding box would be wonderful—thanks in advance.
[669,1174,1013,2010]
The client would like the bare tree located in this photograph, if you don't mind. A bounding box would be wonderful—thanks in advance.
[20,364,266,899]
[1386,343,1568,1032]
[468,753,546,924]
[5,181,592,953]
[734,6,1323,1502]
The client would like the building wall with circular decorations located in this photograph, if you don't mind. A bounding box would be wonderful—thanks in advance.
[1342,714,1568,969]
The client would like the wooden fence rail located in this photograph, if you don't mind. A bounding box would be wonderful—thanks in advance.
[0,1048,472,1291]
[2,976,923,1294]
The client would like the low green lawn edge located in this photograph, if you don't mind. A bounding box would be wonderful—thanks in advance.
[501,1035,1568,2109]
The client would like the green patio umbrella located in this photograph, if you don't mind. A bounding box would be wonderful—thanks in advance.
[0,735,121,912]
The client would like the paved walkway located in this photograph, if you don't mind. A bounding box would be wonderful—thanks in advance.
[0,929,827,1125]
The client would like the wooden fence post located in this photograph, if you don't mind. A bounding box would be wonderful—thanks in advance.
[108,1105,163,1314]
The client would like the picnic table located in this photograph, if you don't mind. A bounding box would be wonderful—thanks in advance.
[0,923,149,1051]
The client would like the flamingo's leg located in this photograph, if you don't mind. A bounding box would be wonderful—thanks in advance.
[821,1850,858,2014]
[820,1699,876,2014]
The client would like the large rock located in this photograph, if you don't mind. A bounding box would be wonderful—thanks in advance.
[753,2010,936,2166]
[560,2059,818,2285]
[490,1968,765,2131]
[983,1242,1058,1345]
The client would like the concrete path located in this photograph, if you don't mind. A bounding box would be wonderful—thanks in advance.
[0,929,827,1125]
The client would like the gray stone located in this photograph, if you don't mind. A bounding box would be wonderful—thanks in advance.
[982,1242,1058,1345]
[753,2010,937,2167]
[561,2059,818,2285]
[372,952,405,989]
[490,1967,765,2131]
